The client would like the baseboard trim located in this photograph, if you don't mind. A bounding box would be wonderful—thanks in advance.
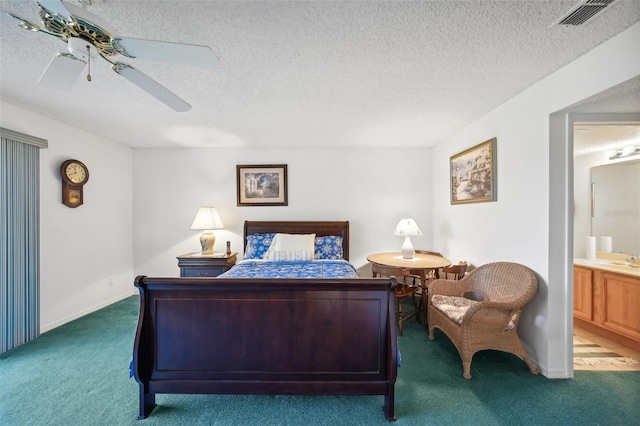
[40,290,136,333]
[574,317,640,353]
[544,367,573,379]
[522,340,573,379]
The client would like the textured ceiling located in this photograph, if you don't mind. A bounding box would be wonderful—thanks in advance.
[574,124,640,156]
[569,75,640,156]
[1,0,639,149]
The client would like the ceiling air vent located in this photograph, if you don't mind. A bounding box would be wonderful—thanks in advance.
[554,0,619,26]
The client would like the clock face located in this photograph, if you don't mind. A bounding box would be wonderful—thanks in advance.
[64,162,87,184]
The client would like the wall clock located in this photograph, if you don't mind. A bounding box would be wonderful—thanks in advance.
[60,159,89,208]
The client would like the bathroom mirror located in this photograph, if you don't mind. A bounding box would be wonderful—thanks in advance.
[591,159,640,255]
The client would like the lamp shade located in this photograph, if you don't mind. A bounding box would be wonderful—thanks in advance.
[190,207,224,230]
[393,218,422,237]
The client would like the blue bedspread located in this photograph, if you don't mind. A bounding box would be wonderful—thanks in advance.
[218,259,359,279]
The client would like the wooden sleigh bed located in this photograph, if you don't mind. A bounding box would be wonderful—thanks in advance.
[132,221,398,421]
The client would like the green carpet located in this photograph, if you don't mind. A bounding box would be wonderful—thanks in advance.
[1,296,639,425]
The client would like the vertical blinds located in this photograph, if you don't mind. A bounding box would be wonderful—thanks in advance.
[1,128,47,354]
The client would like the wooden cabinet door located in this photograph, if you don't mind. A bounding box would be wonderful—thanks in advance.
[600,272,640,342]
[573,266,593,321]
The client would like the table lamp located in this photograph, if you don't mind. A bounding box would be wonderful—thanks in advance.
[393,218,422,259]
[190,206,224,254]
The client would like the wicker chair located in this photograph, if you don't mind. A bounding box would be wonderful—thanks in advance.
[427,261,539,379]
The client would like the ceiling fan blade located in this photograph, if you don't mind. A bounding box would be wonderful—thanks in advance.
[37,0,73,20]
[43,0,115,34]
[114,38,219,69]
[1,11,42,31]
[112,63,191,112]
[38,53,85,91]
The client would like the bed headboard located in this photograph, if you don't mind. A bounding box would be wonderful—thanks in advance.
[243,221,350,261]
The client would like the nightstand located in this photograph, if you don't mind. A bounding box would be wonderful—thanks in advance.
[177,252,237,277]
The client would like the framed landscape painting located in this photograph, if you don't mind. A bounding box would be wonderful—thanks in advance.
[450,138,497,205]
[236,164,288,206]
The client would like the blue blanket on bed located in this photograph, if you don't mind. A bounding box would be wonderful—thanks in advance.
[218,259,359,279]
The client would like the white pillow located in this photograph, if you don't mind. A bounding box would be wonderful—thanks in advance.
[267,250,314,262]
[265,233,316,259]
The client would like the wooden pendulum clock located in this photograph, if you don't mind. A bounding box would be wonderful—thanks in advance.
[60,159,89,208]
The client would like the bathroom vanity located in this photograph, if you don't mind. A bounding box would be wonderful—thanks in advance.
[574,253,640,352]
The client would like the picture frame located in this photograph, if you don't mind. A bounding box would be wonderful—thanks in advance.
[450,138,497,205]
[236,164,288,206]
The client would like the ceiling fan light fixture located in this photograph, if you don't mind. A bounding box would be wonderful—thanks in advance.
[67,37,91,62]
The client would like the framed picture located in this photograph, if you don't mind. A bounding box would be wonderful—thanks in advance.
[236,164,288,206]
[450,138,497,204]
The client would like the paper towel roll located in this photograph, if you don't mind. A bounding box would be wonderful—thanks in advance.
[599,236,612,253]
[586,236,596,259]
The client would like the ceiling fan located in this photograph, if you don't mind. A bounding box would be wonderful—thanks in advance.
[1,0,218,112]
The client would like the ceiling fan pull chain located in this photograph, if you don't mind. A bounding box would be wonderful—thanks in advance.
[86,46,92,82]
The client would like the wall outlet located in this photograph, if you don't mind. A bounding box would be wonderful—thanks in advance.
[108,278,114,286]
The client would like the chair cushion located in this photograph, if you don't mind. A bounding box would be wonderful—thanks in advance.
[431,294,516,330]
[431,295,477,325]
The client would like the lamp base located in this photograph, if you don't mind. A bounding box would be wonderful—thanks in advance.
[199,231,215,254]
[401,236,415,259]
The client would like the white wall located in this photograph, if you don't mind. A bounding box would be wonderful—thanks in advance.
[133,147,434,277]
[431,22,640,377]
[1,102,135,332]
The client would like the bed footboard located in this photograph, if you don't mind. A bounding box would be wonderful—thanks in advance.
[132,276,398,421]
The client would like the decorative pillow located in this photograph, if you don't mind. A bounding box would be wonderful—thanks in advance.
[314,236,344,260]
[244,233,275,259]
[266,250,314,262]
[265,233,316,259]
